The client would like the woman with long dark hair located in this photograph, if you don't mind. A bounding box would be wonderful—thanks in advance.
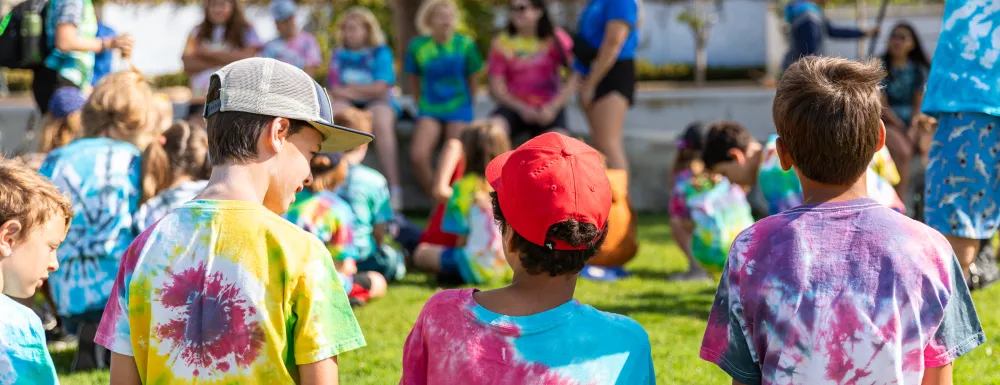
[487,0,576,141]
[880,22,930,202]
[181,0,261,118]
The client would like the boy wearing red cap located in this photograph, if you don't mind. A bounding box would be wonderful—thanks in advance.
[400,132,655,384]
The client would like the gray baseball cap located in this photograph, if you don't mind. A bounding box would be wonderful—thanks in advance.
[204,58,373,152]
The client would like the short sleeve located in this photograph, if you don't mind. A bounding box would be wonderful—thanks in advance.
[330,211,361,262]
[369,183,394,225]
[603,0,638,28]
[53,0,84,26]
[465,38,485,75]
[700,258,762,385]
[290,242,366,364]
[441,181,473,236]
[923,255,986,367]
[304,35,322,67]
[400,302,430,385]
[372,45,396,85]
[95,232,151,356]
[404,41,421,75]
[486,38,509,77]
[552,29,574,67]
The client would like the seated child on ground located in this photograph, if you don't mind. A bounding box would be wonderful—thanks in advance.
[401,133,655,384]
[668,122,754,281]
[336,107,408,281]
[0,159,74,384]
[412,122,512,285]
[134,120,211,233]
[286,152,388,306]
[700,56,984,385]
[39,70,157,372]
[95,58,368,383]
[701,119,905,216]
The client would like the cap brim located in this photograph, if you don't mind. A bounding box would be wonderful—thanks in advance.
[309,121,374,152]
[486,150,514,191]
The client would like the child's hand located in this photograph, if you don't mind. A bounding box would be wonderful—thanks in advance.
[518,105,541,123]
[536,106,557,125]
[341,259,358,276]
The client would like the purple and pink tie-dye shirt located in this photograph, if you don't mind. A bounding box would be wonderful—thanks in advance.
[261,32,322,71]
[401,289,655,384]
[487,29,573,108]
[700,198,985,385]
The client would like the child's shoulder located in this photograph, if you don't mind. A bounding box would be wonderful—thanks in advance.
[350,164,389,187]
[422,289,474,313]
[0,295,43,334]
[577,304,651,347]
[408,35,432,49]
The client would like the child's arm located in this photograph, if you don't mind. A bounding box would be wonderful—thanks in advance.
[109,353,142,385]
[432,139,463,202]
[299,357,339,385]
[921,364,952,385]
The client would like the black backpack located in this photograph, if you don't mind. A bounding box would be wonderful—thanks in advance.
[0,0,50,69]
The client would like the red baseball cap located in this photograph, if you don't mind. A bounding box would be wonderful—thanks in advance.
[486,132,612,250]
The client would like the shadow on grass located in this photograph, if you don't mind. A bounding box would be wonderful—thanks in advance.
[51,348,76,374]
[590,289,717,321]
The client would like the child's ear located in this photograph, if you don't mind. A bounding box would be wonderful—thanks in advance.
[775,137,794,171]
[0,220,22,258]
[264,117,290,154]
[728,148,747,165]
[876,119,887,153]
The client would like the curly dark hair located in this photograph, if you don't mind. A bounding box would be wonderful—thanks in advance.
[491,192,608,276]
[700,121,753,170]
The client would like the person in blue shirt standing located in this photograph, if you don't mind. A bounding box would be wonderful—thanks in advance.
[922,1,1000,289]
[573,0,639,174]
[92,21,116,86]
[782,0,878,70]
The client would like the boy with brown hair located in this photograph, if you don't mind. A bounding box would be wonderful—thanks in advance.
[700,56,985,385]
[0,158,74,384]
[96,58,372,384]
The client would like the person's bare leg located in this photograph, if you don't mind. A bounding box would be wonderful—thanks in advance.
[490,115,511,136]
[410,118,443,194]
[412,243,445,273]
[368,103,402,206]
[945,235,980,278]
[364,271,388,299]
[445,121,467,140]
[586,94,629,171]
[884,123,914,202]
[331,100,353,113]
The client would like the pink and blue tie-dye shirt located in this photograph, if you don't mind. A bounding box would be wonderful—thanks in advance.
[487,29,573,108]
[95,200,365,384]
[441,175,509,284]
[700,198,985,385]
[261,32,322,71]
[401,289,655,384]
[757,135,905,215]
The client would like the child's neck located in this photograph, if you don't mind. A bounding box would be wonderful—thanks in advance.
[798,174,868,205]
[170,174,194,189]
[474,272,578,317]
[431,31,452,44]
[195,164,270,204]
[345,148,367,165]
[746,141,764,188]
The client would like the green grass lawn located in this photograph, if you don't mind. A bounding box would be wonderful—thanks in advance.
[56,215,1000,384]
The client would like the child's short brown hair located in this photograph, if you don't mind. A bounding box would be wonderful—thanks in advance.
[0,159,74,240]
[773,56,885,185]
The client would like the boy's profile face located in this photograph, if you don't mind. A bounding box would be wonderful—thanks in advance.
[0,215,66,299]
[263,121,322,215]
[711,148,755,186]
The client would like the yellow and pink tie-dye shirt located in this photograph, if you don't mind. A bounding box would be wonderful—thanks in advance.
[487,30,573,108]
[95,200,365,384]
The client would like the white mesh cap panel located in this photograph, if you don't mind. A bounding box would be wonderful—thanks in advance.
[217,58,319,121]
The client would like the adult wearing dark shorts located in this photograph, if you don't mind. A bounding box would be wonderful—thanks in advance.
[34,0,132,114]
[573,0,639,172]
[487,0,576,142]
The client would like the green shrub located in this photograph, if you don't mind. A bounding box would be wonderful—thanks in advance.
[635,60,763,82]
[150,71,189,89]
[3,69,33,93]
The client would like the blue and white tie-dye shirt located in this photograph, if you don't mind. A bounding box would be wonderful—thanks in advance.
[402,289,655,384]
[922,1,1000,116]
[700,199,985,385]
[0,295,59,385]
[39,137,141,316]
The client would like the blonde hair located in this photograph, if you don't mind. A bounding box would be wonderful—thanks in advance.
[38,113,82,153]
[309,154,349,193]
[336,7,387,47]
[460,121,511,177]
[82,70,156,149]
[141,120,210,203]
[0,158,74,240]
[334,107,373,135]
[415,0,457,36]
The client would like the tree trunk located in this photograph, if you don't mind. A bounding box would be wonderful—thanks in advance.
[391,0,423,94]
[695,36,707,87]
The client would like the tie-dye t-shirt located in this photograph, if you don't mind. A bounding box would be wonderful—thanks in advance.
[187,25,262,100]
[757,135,905,215]
[700,199,985,385]
[338,164,395,259]
[134,180,207,234]
[327,45,396,91]
[487,30,572,108]
[39,137,141,317]
[285,189,360,262]
[0,295,58,385]
[922,1,1000,116]
[686,178,755,275]
[261,32,322,70]
[95,200,366,384]
[404,34,484,121]
[440,175,509,284]
[401,289,655,384]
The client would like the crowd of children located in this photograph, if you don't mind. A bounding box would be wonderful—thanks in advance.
[0,0,994,383]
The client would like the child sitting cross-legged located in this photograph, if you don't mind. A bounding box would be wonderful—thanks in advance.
[0,159,74,384]
[286,152,388,307]
[700,56,985,385]
[402,133,655,384]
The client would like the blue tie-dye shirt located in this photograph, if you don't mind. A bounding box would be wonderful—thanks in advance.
[700,199,985,385]
[922,1,1000,116]
[0,295,59,385]
[402,289,655,384]
[337,164,394,259]
[39,138,141,316]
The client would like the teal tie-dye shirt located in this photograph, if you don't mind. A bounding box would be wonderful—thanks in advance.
[404,34,484,121]
[0,295,58,385]
[45,0,98,88]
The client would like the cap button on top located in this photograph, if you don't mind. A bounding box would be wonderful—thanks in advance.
[590,186,596,192]
[562,148,573,157]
